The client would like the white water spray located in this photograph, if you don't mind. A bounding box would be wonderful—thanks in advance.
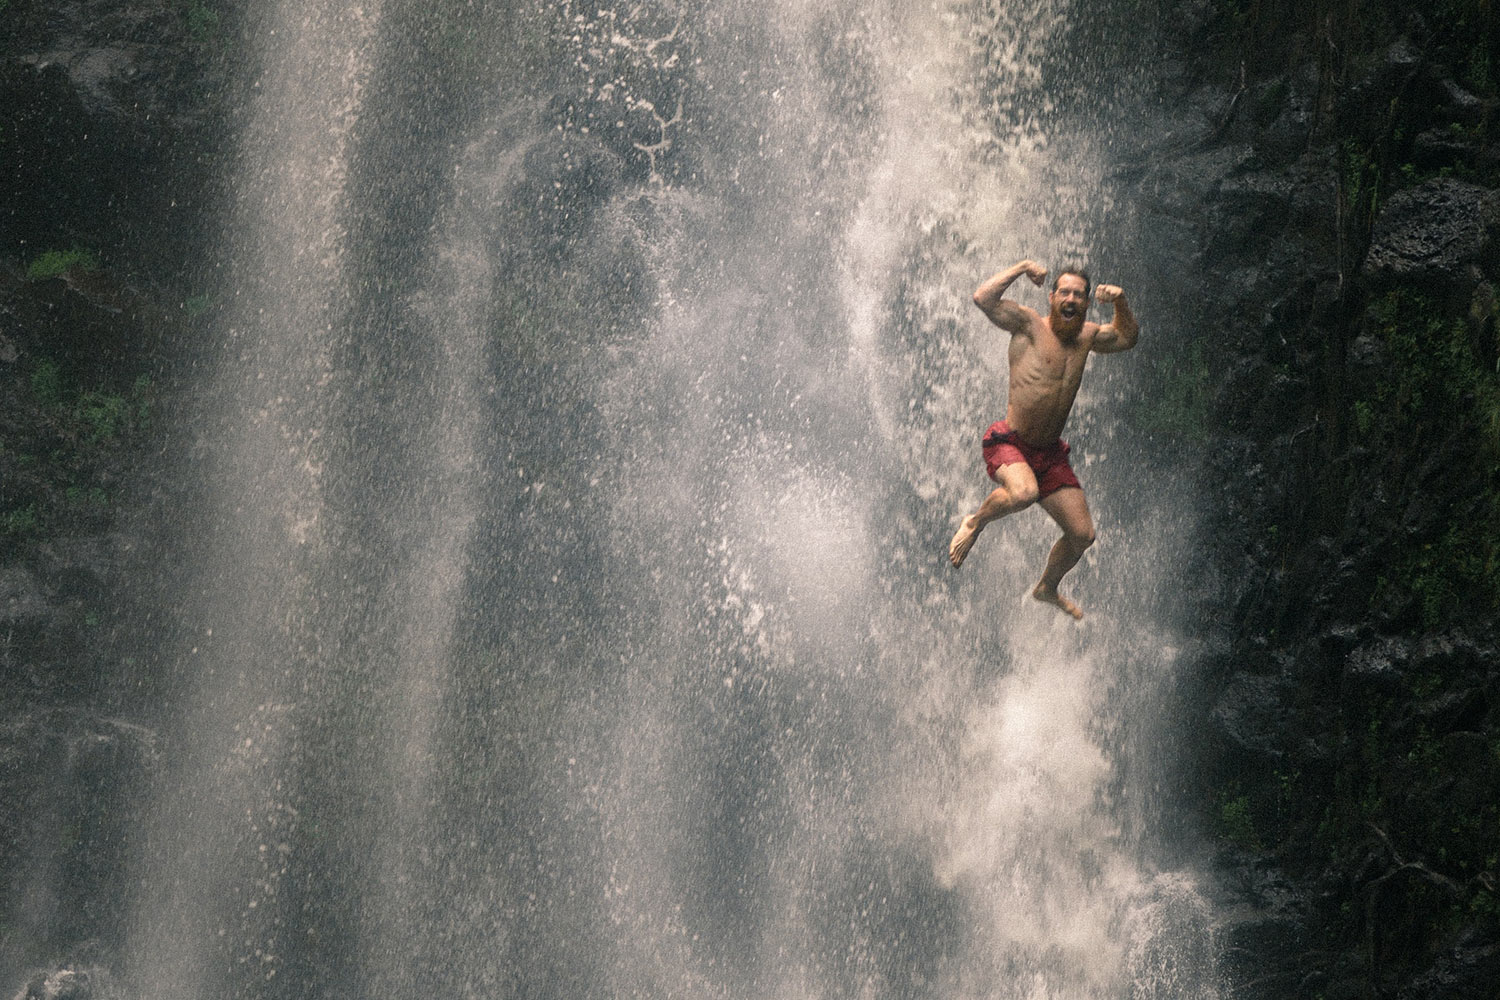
[114,1,1221,997]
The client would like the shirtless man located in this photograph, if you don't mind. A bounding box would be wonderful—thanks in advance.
[947,259,1139,619]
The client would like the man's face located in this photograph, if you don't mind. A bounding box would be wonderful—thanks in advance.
[1050,274,1088,333]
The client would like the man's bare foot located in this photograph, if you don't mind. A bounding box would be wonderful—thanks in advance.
[949,515,983,568]
[1032,582,1083,620]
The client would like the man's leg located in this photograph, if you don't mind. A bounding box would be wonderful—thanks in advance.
[949,462,1040,568]
[1032,486,1095,619]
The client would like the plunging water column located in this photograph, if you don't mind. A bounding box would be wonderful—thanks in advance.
[122,0,1221,997]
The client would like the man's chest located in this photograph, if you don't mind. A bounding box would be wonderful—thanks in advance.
[1015,337,1089,385]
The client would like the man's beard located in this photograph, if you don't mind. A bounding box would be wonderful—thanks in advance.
[1053,304,1084,334]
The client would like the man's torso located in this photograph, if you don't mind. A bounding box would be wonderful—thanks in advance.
[1004,311,1098,445]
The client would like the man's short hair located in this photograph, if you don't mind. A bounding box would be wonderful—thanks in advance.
[1053,266,1091,297]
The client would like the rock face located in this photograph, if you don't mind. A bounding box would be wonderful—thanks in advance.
[0,0,230,275]
[1,712,158,990]
[12,967,110,1000]
[1,1,215,987]
[1115,4,1500,997]
[1363,178,1500,285]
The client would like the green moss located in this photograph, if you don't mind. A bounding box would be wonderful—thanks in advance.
[1340,137,1382,228]
[172,0,224,47]
[1218,792,1260,849]
[29,362,154,445]
[1135,340,1211,440]
[65,484,109,512]
[1353,290,1500,625]
[29,359,65,407]
[0,506,40,539]
[185,4,219,43]
[1466,46,1495,94]
[1255,78,1290,126]
[26,248,99,281]
[75,377,154,444]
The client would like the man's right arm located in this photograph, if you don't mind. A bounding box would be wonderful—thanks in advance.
[973,260,1046,333]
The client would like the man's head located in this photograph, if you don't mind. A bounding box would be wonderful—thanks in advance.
[1049,266,1090,335]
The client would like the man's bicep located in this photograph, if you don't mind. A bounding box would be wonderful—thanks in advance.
[1091,322,1134,353]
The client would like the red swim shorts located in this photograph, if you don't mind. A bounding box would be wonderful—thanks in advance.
[981,420,1082,498]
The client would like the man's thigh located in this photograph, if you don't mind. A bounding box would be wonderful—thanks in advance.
[1038,485,1093,538]
[993,460,1041,503]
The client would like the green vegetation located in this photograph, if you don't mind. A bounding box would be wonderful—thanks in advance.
[29,359,65,407]
[29,361,154,445]
[26,248,99,281]
[1218,792,1259,849]
[185,3,219,43]
[1353,289,1500,627]
[1,506,40,539]
[1340,137,1383,238]
[1135,341,1211,440]
[171,0,223,48]
[76,378,154,444]
[1214,768,1306,855]
[1296,665,1500,959]
[2,360,155,543]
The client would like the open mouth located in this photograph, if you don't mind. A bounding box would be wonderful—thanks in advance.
[1059,303,1081,319]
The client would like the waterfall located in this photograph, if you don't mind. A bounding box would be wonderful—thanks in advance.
[118,1,1221,997]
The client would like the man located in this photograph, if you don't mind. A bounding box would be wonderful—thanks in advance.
[947,259,1139,619]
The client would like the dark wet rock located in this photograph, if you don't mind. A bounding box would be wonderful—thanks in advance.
[1362,178,1500,286]
[1134,8,1500,995]
[10,967,111,1000]
[1344,36,1425,119]
[0,0,228,277]
[1,565,51,627]
[1212,860,1313,1000]
[1211,672,1295,765]
[1211,171,1299,253]
[1212,356,1276,437]
[1437,78,1488,122]
[1410,126,1486,173]
[1,711,158,982]
[1344,635,1411,683]
[0,535,138,700]
[1395,940,1500,1000]
[0,273,168,391]
[1130,143,1258,222]
[1248,70,1319,167]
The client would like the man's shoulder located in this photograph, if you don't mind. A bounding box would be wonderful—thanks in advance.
[1013,304,1047,333]
[990,300,1043,336]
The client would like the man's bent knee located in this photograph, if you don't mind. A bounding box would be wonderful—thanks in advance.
[1069,527,1096,552]
[986,470,1039,513]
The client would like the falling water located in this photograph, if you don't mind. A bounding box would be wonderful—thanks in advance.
[117,0,1221,997]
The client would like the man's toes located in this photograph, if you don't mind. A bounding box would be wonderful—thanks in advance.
[949,522,980,567]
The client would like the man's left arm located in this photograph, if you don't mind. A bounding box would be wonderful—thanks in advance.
[1091,284,1139,354]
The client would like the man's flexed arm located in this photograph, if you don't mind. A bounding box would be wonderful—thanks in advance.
[973,259,1047,333]
[1091,284,1139,353]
